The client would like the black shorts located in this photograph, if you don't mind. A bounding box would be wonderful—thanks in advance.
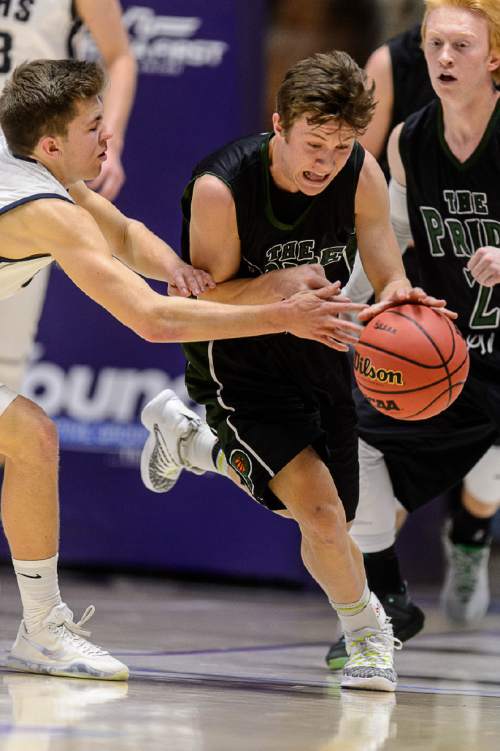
[355,374,500,511]
[184,336,360,521]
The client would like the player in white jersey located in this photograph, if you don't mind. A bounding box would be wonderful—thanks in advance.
[0,0,136,406]
[0,58,351,681]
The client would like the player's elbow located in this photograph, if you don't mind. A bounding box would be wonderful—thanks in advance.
[135,319,176,344]
[133,304,181,343]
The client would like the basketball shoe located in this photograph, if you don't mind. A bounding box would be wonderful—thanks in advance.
[326,583,424,671]
[341,617,401,692]
[140,389,206,493]
[440,523,491,624]
[7,603,129,680]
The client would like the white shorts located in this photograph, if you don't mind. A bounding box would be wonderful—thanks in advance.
[0,266,50,391]
[0,383,17,418]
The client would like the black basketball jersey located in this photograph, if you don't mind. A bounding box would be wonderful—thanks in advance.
[182,133,363,284]
[181,132,365,392]
[376,24,435,178]
[400,99,500,378]
[389,24,434,133]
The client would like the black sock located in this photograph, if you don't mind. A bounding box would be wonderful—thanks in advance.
[450,506,493,547]
[363,546,405,599]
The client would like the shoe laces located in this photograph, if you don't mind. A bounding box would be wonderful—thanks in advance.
[48,604,109,656]
[346,623,402,668]
[449,544,489,600]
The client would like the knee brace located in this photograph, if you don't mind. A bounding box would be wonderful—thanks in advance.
[464,446,500,505]
[349,438,400,553]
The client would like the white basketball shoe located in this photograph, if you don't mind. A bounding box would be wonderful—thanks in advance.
[341,595,402,692]
[441,525,491,625]
[7,603,129,681]
[140,389,206,493]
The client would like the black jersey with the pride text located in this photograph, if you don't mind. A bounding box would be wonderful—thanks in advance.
[181,132,365,393]
[400,99,500,378]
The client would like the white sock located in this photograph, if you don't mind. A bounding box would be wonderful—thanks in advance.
[13,554,62,633]
[184,424,218,471]
[183,425,231,477]
[331,583,386,634]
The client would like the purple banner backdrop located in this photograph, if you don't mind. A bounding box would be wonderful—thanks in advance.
[0,0,314,584]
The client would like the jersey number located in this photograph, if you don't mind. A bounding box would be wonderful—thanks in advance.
[470,284,500,330]
[0,32,12,74]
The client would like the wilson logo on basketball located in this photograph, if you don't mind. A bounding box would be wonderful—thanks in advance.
[353,352,404,386]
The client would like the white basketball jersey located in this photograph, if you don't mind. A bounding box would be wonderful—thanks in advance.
[0,129,74,300]
[0,0,80,88]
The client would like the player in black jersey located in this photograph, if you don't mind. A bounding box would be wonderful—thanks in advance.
[140,50,453,692]
[327,8,500,668]
[344,0,500,656]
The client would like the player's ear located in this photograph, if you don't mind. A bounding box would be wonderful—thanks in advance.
[35,135,61,161]
[272,113,284,138]
[487,47,500,76]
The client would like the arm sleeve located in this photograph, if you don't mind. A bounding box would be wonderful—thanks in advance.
[389,178,413,252]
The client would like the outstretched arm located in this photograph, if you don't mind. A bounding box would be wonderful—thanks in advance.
[24,198,361,347]
[186,175,366,349]
[69,181,215,297]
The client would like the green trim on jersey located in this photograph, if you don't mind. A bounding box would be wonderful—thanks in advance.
[260,135,318,231]
[437,97,500,172]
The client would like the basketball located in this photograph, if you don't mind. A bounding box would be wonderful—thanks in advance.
[353,304,470,421]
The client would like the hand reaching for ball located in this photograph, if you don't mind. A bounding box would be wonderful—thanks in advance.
[359,287,458,323]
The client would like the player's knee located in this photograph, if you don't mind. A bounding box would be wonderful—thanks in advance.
[464,447,500,508]
[298,498,347,546]
[7,397,58,461]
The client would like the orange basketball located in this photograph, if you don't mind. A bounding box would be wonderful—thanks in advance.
[353,304,469,421]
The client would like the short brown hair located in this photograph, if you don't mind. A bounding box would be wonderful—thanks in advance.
[0,59,105,156]
[422,0,500,83]
[276,50,376,134]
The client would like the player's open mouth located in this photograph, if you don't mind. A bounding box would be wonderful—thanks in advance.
[98,151,107,160]
[303,171,329,184]
[438,73,457,83]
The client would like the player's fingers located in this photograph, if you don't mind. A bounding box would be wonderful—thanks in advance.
[327,316,364,334]
[357,301,392,321]
[313,281,342,298]
[431,306,458,319]
[324,302,368,317]
[196,270,216,289]
[320,336,349,352]
[168,282,189,297]
[474,272,496,287]
[469,258,491,281]
[171,274,190,296]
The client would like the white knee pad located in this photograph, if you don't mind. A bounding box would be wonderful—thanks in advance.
[349,438,399,553]
[464,446,500,505]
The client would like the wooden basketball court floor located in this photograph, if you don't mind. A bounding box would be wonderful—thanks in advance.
[0,569,499,750]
